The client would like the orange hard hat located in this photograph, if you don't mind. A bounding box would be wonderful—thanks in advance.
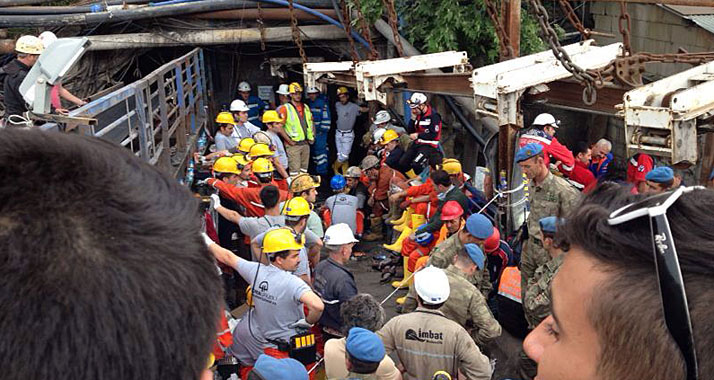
[440,200,464,221]
[484,227,501,253]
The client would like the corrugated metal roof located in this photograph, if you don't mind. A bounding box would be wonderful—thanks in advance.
[661,4,714,36]
[690,14,714,35]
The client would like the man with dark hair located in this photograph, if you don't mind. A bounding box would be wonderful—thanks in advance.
[0,129,222,380]
[524,184,714,380]
[565,141,595,190]
[211,185,284,240]
[644,166,676,194]
[2,35,44,123]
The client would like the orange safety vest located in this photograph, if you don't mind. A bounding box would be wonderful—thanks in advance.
[498,266,522,303]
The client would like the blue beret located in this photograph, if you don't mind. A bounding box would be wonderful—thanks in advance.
[465,213,493,240]
[253,354,308,380]
[346,327,385,363]
[515,143,543,163]
[539,216,559,235]
[464,243,485,270]
[645,166,674,183]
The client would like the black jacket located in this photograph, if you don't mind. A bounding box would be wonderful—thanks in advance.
[313,258,358,332]
[2,59,30,118]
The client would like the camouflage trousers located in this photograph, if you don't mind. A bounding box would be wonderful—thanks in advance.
[520,237,550,327]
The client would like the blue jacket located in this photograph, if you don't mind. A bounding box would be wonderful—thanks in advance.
[245,94,268,128]
[589,152,613,179]
[313,258,357,332]
[306,94,331,133]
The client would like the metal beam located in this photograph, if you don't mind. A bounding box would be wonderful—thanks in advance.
[523,80,628,115]
[503,0,521,59]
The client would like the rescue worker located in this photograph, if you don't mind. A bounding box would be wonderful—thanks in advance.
[411,169,470,244]
[214,112,239,151]
[589,138,613,179]
[380,129,406,173]
[248,354,309,380]
[399,93,443,177]
[627,152,654,194]
[361,154,408,241]
[403,242,502,349]
[334,86,360,175]
[230,154,254,188]
[261,111,289,190]
[247,143,289,184]
[518,113,575,176]
[345,166,369,211]
[483,227,512,315]
[377,267,492,379]
[276,84,291,110]
[211,185,284,241]
[516,143,579,324]
[289,173,325,238]
[306,86,331,175]
[322,175,362,237]
[363,109,407,149]
[237,81,268,128]
[279,82,315,176]
[523,216,564,328]
[210,157,246,249]
[566,141,596,190]
[206,228,325,377]
[643,166,676,194]
[238,137,256,156]
[313,224,360,341]
[342,328,387,379]
[230,99,261,140]
[2,35,44,123]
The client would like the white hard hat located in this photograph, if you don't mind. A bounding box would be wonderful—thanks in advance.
[532,113,560,128]
[324,223,359,246]
[238,81,251,92]
[38,31,57,49]
[373,110,390,124]
[414,266,450,305]
[406,92,427,109]
[230,99,250,112]
[306,86,320,94]
[276,84,290,95]
[15,35,44,55]
[373,127,386,144]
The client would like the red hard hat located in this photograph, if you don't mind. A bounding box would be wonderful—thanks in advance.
[440,200,464,221]
[484,227,501,253]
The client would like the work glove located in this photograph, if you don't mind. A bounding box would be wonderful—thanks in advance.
[210,193,221,210]
[289,318,313,330]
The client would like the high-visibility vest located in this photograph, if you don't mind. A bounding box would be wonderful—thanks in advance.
[284,102,314,142]
[498,266,522,303]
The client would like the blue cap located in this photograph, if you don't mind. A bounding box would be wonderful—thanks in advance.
[645,166,674,183]
[346,327,386,363]
[515,143,543,163]
[330,174,347,190]
[252,354,308,380]
[539,216,559,235]
[464,243,485,270]
[465,213,494,240]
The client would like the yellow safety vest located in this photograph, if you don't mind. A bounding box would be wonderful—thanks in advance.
[284,103,314,142]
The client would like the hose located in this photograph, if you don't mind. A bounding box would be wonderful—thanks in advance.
[0,0,147,14]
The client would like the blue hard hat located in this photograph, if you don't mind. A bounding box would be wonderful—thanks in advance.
[415,231,435,247]
[515,143,543,163]
[464,243,485,270]
[645,166,674,183]
[465,213,494,240]
[330,174,347,190]
[346,327,386,363]
[539,216,559,235]
[252,354,308,380]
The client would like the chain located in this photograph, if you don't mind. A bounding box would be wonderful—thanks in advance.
[340,0,360,61]
[287,0,308,64]
[382,0,405,57]
[528,0,599,105]
[483,0,514,60]
[619,1,632,56]
[557,0,590,40]
[257,1,266,52]
[351,0,379,60]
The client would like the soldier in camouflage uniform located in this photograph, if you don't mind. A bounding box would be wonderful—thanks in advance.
[404,244,502,349]
[515,143,579,323]
[427,213,495,297]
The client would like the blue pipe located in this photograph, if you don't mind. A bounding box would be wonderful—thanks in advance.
[257,0,371,48]
[149,0,202,6]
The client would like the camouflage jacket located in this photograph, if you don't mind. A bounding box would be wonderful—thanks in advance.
[527,171,579,239]
[524,254,564,328]
[427,232,492,296]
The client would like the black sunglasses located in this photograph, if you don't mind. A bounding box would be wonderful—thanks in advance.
[608,186,703,380]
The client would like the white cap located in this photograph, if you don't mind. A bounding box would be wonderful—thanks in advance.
[406,92,427,109]
[414,266,450,305]
[230,99,250,112]
[38,31,57,49]
[276,84,290,95]
[532,113,560,128]
[373,110,390,124]
[238,81,251,92]
[324,223,359,246]
[306,86,320,94]
[373,127,386,144]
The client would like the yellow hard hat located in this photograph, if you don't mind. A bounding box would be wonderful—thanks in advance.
[213,157,240,175]
[215,111,235,124]
[337,86,349,95]
[15,35,44,55]
[248,143,274,160]
[251,157,275,174]
[289,173,320,193]
[380,129,399,145]
[262,110,284,124]
[289,82,303,94]
[232,154,250,168]
[442,158,462,175]
[282,196,312,217]
[262,227,305,254]
[238,137,256,153]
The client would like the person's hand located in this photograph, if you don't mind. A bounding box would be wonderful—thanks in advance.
[289,318,313,330]
[210,193,222,210]
[77,99,88,106]
[287,139,296,146]
[409,133,418,140]
[367,197,374,207]
[409,232,416,240]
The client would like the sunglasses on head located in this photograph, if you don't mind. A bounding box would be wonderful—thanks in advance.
[608,186,704,380]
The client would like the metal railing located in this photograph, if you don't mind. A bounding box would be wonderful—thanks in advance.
[65,48,209,179]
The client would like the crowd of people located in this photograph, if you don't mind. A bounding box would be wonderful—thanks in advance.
[4,73,714,380]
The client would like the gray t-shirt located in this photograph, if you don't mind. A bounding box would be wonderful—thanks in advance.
[335,101,360,132]
[267,130,288,168]
[234,261,311,344]
[253,228,319,281]
[325,193,358,234]
[215,133,238,151]
[239,215,286,240]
